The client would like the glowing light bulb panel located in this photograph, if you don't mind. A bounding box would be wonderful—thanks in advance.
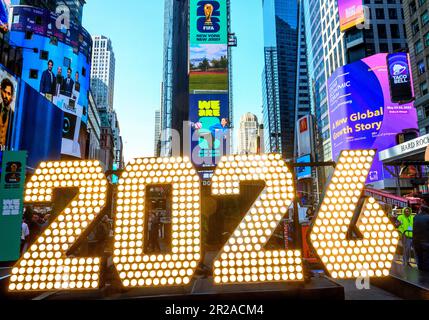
[309,150,399,279]
[10,151,399,293]
[9,160,108,292]
[113,157,201,288]
[211,154,304,284]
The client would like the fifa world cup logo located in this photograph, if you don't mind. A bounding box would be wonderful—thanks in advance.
[204,4,214,26]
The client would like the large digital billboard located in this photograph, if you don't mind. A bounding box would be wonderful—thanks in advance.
[189,0,229,169]
[0,64,18,150]
[9,5,92,159]
[387,52,414,104]
[190,0,227,45]
[190,94,229,167]
[10,80,63,169]
[338,0,365,32]
[328,53,419,183]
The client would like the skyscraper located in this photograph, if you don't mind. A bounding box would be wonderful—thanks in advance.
[154,109,161,157]
[238,113,259,155]
[404,0,429,134]
[90,35,122,169]
[294,0,311,155]
[161,0,233,159]
[91,35,116,112]
[262,0,306,160]
[303,0,409,166]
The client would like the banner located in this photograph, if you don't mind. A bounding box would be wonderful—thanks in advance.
[190,0,227,45]
[328,53,419,183]
[338,0,365,32]
[0,151,26,262]
[189,0,229,169]
[190,94,229,167]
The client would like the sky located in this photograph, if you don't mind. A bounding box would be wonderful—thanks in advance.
[83,0,264,162]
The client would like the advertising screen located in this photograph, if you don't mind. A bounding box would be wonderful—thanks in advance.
[338,0,365,32]
[296,115,313,157]
[296,155,312,180]
[387,52,414,104]
[189,0,229,168]
[190,94,229,167]
[190,0,227,45]
[10,81,63,169]
[9,5,92,159]
[0,150,26,262]
[0,64,18,150]
[328,53,419,183]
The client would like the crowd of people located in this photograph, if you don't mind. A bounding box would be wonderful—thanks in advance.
[20,207,51,255]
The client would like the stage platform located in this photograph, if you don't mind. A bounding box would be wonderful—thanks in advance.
[10,276,344,301]
[373,262,429,300]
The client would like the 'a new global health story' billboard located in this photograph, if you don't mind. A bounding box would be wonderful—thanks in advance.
[328,53,418,183]
[189,0,229,169]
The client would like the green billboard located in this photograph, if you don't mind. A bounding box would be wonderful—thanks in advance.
[190,0,227,45]
[0,151,27,262]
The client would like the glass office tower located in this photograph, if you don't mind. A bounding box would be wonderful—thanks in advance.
[262,0,301,160]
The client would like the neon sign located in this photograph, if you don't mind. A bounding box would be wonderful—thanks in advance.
[9,150,399,292]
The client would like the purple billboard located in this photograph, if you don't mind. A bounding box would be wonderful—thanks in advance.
[328,53,418,183]
[338,0,365,32]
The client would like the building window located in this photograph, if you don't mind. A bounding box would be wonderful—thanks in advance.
[391,24,400,39]
[420,81,428,95]
[416,39,424,54]
[425,32,429,46]
[380,43,389,52]
[378,24,387,38]
[388,8,398,20]
[410,1,417,15]
[422,10,429,26]
[418,60,426,75]
[412,20,420,35]
[375,8,385,19]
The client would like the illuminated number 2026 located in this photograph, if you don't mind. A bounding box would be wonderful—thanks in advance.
[11,151,399,293]
[211,154,304,284]
[9,160,108,292]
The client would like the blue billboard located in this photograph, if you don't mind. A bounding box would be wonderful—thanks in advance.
[10,80,63,169]
[9,5,92,159]
[190,94,229,167]
[296,155,312,180]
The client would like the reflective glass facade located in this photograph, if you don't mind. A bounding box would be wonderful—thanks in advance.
[262,0,300,160]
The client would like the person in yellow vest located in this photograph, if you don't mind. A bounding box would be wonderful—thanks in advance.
[397,207,415,267]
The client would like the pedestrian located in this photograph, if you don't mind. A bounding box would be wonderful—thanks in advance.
[147,212,161,253]
[21,218,30,256]
[413,204,429,272]
[95,215,110,255]
[396,207,415,267]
